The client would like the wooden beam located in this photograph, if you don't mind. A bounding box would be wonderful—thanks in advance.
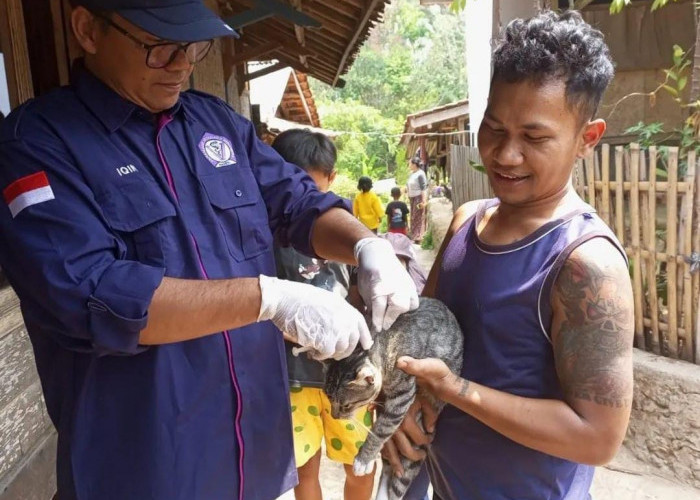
[225,0,321,29]
[410,103,470,129]
[333,0,381,86]
[225,6,274,29]
[243,61,288,82]
[0,0,33,108]
[290,0,307,66]
[291,71,315,126]
[309,0,358,22]
[229,42,282,66]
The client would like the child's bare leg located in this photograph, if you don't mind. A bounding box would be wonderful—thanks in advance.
[294,449,322,500]
[343,462,376,500]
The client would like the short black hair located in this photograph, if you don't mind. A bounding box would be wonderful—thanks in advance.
[271,129,337,175]
[391,187,401,198]
[492,10,614,121]
[357,176,373,192]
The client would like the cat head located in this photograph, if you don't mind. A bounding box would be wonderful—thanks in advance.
[323,348,382,420]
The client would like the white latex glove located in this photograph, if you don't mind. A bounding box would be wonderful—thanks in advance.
[257,275,373,360]
[355,237,420,332]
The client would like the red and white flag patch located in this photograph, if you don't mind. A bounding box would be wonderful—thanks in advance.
[3,172,55,218]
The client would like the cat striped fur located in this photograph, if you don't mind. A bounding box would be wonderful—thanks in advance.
[324,297,464,500]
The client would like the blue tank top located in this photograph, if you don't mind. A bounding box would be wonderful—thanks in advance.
[430,199,625,500]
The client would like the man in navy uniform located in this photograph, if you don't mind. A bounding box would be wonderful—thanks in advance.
[0,2,418,499]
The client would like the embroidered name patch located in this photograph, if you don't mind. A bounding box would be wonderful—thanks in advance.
[198,133,237,168]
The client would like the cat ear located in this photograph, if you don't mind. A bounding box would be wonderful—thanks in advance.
[354,365,375,386]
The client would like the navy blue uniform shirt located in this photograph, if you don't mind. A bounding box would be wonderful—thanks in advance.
[0,65,347,500]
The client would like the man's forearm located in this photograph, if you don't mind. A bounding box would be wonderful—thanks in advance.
[140,276,262,345]
[440,376,623,465]
[311,208,375,264]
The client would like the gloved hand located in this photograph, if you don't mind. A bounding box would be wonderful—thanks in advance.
[257,275,373,360]
[355,237,420,332]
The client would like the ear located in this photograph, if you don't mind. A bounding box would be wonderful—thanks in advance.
[71,7,103,55]
[328,171,337,186]
[577,119,606,159]
[353,365,375,386]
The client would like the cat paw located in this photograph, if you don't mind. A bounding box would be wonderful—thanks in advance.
[353,456,375,476]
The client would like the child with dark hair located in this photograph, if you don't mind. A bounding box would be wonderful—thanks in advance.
[271,129,376,500]
[387,11,633,500]
[353,176,383,233]
[385,186,409,235]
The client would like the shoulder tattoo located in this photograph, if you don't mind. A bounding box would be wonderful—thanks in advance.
[553,250,633,409]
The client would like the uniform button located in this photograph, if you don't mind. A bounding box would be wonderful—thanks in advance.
[235,190,243,197]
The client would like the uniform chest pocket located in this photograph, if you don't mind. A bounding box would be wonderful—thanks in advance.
[198,168,272,261]
[97,175,176,267]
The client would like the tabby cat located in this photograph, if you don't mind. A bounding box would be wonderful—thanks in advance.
[324,297,464,500]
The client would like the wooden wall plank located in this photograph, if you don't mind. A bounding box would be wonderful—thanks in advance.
[0,0,34,107]
[0,325,38,411]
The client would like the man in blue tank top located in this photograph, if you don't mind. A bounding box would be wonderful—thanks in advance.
[384,10,634,500]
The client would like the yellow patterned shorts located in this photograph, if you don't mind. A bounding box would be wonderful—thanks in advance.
[290,386,373,467]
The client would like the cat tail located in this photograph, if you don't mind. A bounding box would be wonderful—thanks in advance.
[378,456,425,500]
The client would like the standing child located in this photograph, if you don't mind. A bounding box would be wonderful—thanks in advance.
[353,176,384,233]
[385,186,410,235]
[271,129,375,500]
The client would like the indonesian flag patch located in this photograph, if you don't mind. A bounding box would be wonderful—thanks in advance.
[3,172,55,218]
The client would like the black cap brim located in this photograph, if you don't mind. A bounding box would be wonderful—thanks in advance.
[118,2,239,42]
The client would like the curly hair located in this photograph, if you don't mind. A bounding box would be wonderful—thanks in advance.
[492,10,614,121]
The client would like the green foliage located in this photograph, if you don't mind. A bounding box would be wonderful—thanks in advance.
[330,173,359,201]
[310,0,467,182]
[468,159,486,173]
[623,121,665,148]
[611,0,680,14]
[421,228,434,250]
[449,0,466,13]
[319,100,403,179]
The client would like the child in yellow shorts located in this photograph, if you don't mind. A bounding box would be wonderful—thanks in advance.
[271,130,375,500]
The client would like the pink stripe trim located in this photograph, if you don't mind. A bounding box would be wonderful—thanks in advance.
[156,115,245,500]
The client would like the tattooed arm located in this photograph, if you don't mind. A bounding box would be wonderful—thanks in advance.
[399,238,634,465]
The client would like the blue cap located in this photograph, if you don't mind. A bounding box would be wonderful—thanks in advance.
[77,0,239,41]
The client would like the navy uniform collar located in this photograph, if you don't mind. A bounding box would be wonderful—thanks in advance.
[72,61,186,133]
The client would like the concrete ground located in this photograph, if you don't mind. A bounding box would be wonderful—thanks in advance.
[278,446,700,499]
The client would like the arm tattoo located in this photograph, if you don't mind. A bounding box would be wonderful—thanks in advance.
[553,253,633,409]
[458,378,470,398]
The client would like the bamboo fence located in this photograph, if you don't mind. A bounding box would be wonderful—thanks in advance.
[573,143,698,363]
[451,143,700,364]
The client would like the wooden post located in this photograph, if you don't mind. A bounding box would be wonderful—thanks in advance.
[639,149,650,349]
[694,158,700,364]
[630,144,644,350]
[585,152,595,207]
[0,0,34,107]
[667,148,679,358]
[600,144,611,226]
[680,151,696,361]
[615,146,625,242]
[648,146,660,354]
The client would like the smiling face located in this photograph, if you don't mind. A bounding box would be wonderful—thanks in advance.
[478,78,605,210]
[72,8,195,113]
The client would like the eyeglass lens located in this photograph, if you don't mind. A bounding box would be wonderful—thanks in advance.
[147,41,213,68]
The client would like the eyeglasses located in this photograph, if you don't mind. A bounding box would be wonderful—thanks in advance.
[98,15,213,69]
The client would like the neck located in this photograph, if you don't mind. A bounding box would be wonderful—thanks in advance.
[84,58,162,113]
[497,182,578,222]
